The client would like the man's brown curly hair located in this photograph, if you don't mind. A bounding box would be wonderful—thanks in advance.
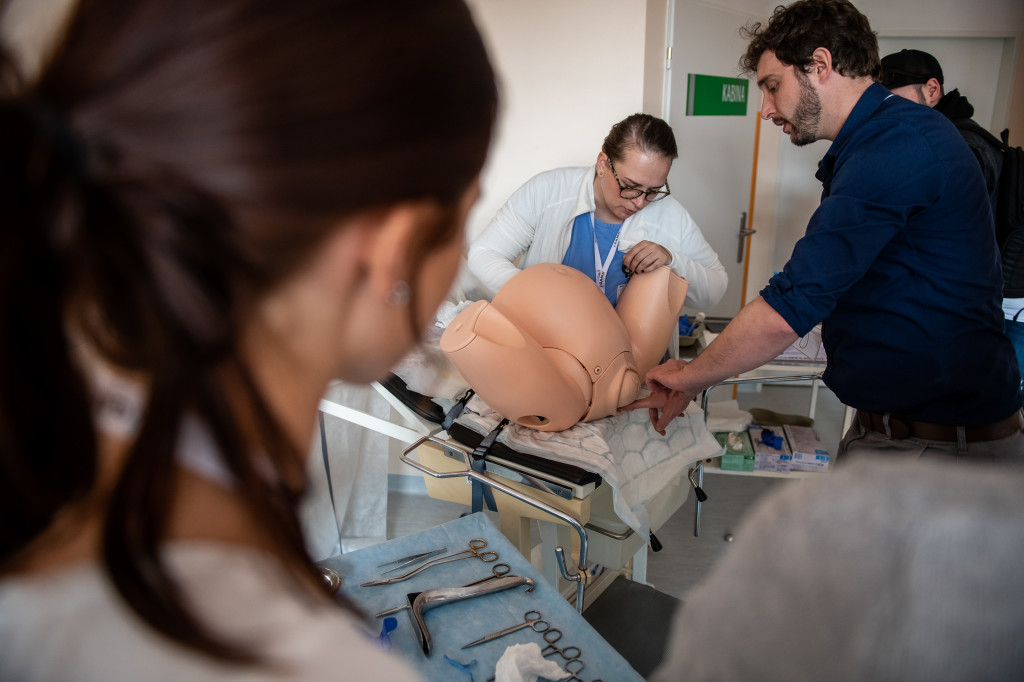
[740,0,880,79]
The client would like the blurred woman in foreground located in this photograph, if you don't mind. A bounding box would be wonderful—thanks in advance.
[0,0,496,678]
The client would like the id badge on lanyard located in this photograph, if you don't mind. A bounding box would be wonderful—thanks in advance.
[592,213,622,294]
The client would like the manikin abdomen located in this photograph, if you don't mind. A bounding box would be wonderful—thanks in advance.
[441,263,687,432]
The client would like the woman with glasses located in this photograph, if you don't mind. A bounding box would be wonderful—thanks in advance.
[468,113,726,309]
[0,0,495,678]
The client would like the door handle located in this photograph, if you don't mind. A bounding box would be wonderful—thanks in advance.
[736,212,756,263]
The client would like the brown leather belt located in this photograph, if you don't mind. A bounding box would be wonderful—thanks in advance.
[855,410,1023,443]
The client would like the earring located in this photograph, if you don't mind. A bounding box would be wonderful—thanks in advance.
[386,280,411,307]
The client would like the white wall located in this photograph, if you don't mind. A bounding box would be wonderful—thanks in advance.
[463,0,651,243]
[854,0,1024,34]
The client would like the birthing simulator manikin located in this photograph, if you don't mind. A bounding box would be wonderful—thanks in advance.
[441,263,688,431]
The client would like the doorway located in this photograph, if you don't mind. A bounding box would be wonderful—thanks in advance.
[666,0,761,319]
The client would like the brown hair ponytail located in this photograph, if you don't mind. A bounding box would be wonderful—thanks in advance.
[1,0,497,664]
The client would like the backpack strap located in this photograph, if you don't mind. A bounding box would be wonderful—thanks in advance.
[953,118,1006,151]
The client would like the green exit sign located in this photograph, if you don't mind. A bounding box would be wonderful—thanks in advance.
[686,74,749,116]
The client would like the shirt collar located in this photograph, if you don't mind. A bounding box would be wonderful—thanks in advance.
[817,82,894,181]
[575,165,598,217]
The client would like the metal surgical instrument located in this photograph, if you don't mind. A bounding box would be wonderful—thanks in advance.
[361,538,498,586]
[539,629,582,662]
[407,575,536,656]
[462,562,511,587]
[377,547,447,574]
[485,647,592,682]
[560,658,607,682]
[484,627,589,682]
[317,566,342,594]
[462,609,550,649]
[562,658,586,681]
[374,563,513,618]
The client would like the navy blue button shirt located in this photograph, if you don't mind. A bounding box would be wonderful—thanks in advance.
[761,83,1021,426]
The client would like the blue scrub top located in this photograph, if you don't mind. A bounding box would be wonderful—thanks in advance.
[561,213,628,307]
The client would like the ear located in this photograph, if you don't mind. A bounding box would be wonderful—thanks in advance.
[807,47,834,83]
[922,78,943,107]
[363,201,434,302]
[596,151,608,175]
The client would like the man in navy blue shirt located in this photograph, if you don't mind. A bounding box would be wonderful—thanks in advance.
[626,0,1023,461]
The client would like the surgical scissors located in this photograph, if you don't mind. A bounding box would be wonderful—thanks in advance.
[361,539,498,586]
[462,609,549,649]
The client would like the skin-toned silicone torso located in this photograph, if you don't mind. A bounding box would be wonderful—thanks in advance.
[441,263,687,431]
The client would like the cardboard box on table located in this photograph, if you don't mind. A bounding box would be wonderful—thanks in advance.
[783,424,831,472]
[748,425,793,473]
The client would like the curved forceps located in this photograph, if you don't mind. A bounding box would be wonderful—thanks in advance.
[462,609,550,649]
[361,538,498,586]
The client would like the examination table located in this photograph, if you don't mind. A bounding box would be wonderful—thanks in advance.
[366,333,722,607]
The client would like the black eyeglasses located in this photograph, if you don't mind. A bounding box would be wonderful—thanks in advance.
[607,158,670,202]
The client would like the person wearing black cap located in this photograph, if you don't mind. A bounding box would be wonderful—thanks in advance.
[880,48,1003,210]
[881,48,1024,398]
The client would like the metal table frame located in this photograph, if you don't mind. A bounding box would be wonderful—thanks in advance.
[691,372,824,536]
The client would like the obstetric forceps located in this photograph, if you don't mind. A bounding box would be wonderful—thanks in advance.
[361,539,498,586]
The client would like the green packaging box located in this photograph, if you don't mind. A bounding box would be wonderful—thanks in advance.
[714,430,755,471]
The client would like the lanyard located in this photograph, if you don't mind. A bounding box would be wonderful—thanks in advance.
[591,213,622,294]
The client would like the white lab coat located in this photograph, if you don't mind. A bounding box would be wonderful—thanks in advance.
[467,165,727,309]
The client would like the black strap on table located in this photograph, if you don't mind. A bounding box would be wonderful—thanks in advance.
[470,417,509,513]
[441,388,475,432]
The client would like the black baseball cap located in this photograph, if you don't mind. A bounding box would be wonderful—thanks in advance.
[880,49,944,89]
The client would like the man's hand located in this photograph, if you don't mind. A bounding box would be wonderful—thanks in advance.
[623,297,801,436]
[623,241,670,275]
[620,360,699,434]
